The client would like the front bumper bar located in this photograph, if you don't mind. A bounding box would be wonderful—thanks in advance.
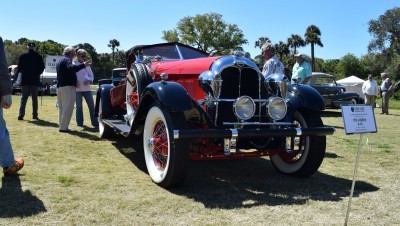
[173,127,335,140]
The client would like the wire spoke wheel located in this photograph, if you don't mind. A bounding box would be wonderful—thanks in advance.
[143,104,188,188]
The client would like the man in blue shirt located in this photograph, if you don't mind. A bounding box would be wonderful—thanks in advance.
[291,53,312,84]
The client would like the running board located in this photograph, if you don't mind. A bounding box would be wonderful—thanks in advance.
[103,119,131,137]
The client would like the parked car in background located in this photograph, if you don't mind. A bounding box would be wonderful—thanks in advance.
[9,65,47,95]
[95,42,335,188]
[309,72,363,108]
[97,67,127,86]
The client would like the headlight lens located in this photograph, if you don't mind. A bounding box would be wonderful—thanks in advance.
[267,97,287,120]
[233,96,255,120]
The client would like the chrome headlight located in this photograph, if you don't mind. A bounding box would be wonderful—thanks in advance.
[198,71,223,98]
[264,73,289,98]
[233,96,255,120]
[267,97,287,120]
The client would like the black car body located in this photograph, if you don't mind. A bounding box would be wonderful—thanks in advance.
[309,72,363,108]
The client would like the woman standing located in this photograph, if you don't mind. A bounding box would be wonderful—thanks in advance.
[74,49,97,127]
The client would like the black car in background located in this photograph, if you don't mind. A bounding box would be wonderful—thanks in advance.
[309,72,363,108]
[97,67,127,86]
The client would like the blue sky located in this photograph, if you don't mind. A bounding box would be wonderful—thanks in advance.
[1,0,398,60]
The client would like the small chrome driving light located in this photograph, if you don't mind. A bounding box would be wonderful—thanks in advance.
[267,97,287,120]
[233,96,255,120]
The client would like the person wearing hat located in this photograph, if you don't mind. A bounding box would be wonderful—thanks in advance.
[380,72,392,114]
[291,53,312,84]
[0,36,24,175]
[56,46,92,132]
[17,42,45,120]
[362,74,379,108]
[261,43,285,77]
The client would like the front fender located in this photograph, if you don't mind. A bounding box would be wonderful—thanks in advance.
[130,81,193,135]
[94,84,114,117]
[285,84,325,120]
[142,81,193,112]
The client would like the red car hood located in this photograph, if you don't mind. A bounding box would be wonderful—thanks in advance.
[152,56,220,77]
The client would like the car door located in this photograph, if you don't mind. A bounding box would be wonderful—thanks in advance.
[312,76,340,106]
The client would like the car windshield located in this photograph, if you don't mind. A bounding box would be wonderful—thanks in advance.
[141,44,208,61]
[315,77,336,86]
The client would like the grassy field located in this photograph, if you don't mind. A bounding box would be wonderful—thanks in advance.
[1,95,399,225]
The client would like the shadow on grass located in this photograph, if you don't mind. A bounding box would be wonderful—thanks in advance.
[28,118,58,128]
[173,159,379,209]
[109,137,379,210]
[28,120,100,140]
[321,110,342,118]
[324,152,342,159]
[111,135,147,172]
[0,175,46,218]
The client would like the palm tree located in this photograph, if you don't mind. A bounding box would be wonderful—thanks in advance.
[287,34,305,57]
[108,39,120,64]
[304,25,323,71]
[254,36,271,49]
[274,41,290,61]
[254,36,271,66]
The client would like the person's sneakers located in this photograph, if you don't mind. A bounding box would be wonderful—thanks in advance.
[33,116,39,120]
[59,129,72,133]
[3,158,24,175]
[18,116,23,120]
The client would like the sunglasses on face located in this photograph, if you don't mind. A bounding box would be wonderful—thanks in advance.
[80,55,86,58]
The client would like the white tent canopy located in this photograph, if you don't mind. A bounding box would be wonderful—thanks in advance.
[336,75,365,86]
[337,75,366,98]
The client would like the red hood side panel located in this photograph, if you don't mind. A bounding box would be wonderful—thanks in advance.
[151,57,219,101]
[152,57,219,76]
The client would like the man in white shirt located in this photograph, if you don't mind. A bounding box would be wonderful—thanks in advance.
[261,43,285,77]
[362,74,379,107]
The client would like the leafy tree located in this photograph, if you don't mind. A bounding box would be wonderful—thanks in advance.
[3,41,26,65]
[384,55,400,81]
[108,39,120,64]
[287,34,305,56]
[162,13,248,56]
[368,7,400,57]
[162,30,179,42]
[113,50,127,68]
[305,25,323,72]
[274,41,290,61]
[321,59,340,75]
[96,53,114,81]
[314,58,325,73]
[368,7,400,84]
[359,53,386,79]
[37,40,64,58]
[15,38,28,45]
[335,53,363,79]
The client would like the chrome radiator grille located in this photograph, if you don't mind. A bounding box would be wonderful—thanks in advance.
[217,66,261,125]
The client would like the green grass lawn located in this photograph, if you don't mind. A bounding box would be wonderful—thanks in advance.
[1,95,399,225]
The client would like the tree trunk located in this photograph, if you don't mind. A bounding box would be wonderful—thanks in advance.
[311,43,315,72]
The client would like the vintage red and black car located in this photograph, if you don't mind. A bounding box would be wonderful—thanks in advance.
[95,42,335,188]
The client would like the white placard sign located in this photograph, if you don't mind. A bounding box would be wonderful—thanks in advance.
[45,55,64,73]
[341,105,377,134]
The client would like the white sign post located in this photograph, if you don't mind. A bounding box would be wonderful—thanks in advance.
[341,105,377,226]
